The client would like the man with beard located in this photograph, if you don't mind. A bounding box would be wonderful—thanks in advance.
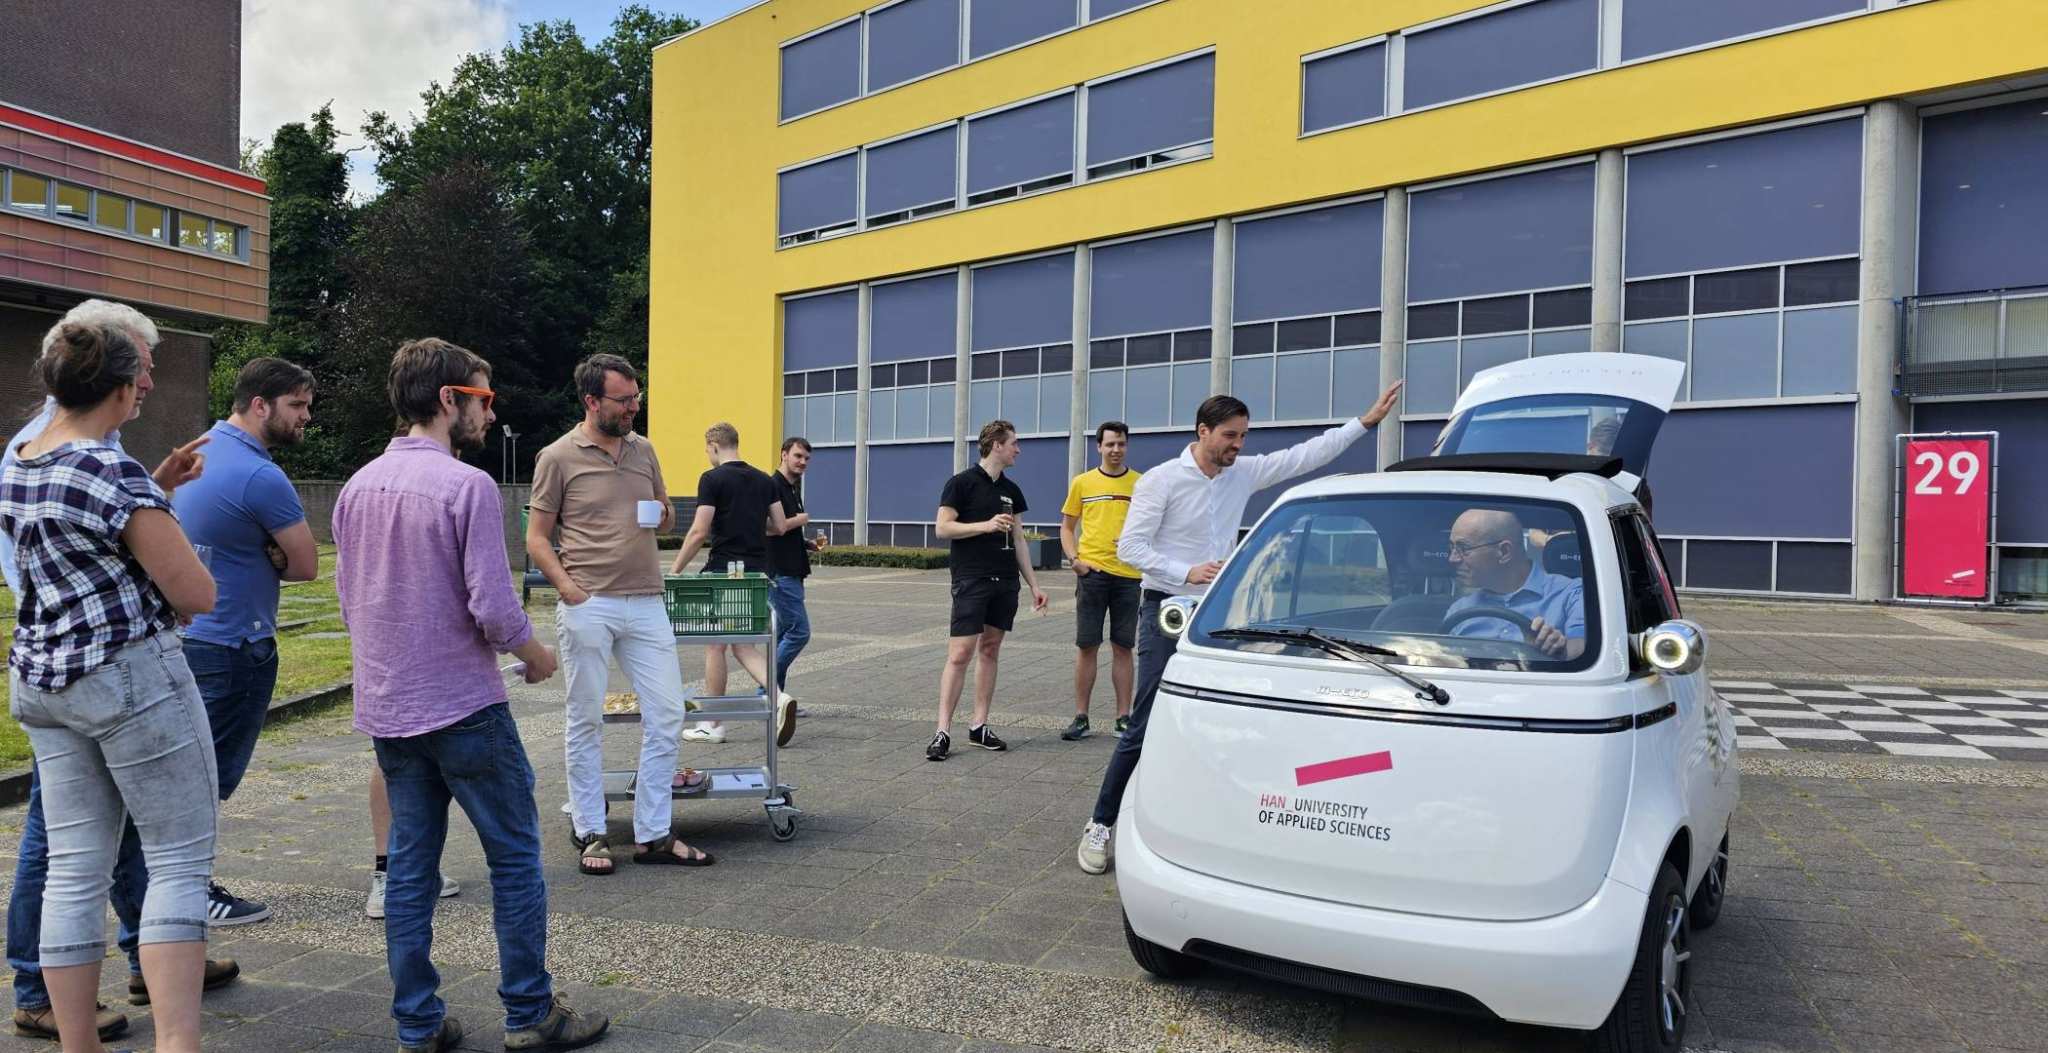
[529,354,713,872]
[171,358,321,927]
[336,339,604,1053]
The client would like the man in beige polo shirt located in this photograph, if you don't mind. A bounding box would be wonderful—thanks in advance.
[527,355,713,874]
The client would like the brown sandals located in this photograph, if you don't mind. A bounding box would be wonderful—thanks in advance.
[633,833,715,867]
[575,833,614,876]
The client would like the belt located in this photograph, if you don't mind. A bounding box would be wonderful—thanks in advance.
[1142,588,1180,604]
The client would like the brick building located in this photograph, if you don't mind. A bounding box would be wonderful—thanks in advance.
[0,0,267,466]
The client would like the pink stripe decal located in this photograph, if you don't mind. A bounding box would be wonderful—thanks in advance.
[1294,751,1393,786]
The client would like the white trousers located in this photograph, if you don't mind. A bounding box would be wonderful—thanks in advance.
[557,595,689,844]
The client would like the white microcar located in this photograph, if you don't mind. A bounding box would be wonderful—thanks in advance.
[1116,353,1738,1053]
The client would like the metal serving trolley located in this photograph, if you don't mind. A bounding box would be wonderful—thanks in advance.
[596,572,801,841]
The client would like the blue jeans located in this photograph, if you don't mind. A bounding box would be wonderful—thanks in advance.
[373,704,552,1046]
[768,576,811,688]
[1092,592,1177,827]
[184,636,280,801]
[6,768,146,1008]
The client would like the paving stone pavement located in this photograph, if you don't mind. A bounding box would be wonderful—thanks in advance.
[0,569,2041,1052]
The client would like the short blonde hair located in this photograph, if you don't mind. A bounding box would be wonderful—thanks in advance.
[706,422,740,449]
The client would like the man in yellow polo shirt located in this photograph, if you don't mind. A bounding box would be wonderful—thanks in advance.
[1059,421,1141,741]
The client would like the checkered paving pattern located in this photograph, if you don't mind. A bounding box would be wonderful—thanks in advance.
[1717,680,2048,761]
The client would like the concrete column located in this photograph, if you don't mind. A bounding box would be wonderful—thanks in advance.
[1377,187,1409,469]
[1070,246,1092,481]
[1210,220,1233,395]
[1591,148,1625,353]
[853,283,873,546]
[954,265,971,474]
[1853,100,1917,602]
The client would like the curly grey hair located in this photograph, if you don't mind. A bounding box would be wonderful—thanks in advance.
[41,300,160,358]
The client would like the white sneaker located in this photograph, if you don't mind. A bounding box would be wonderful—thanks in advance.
[366,872,462,919]
[775,693,797,747]
[1077,821,1114,875]
[681,724,727,743]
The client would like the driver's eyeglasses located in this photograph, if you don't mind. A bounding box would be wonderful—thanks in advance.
[1447,539,1509,558]
[444,385,495,412]
[598,393,643,408]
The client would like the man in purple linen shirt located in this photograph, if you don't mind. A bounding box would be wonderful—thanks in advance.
[335,338,608,1053]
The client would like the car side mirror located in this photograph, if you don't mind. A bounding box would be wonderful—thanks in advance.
[1158,595,1199,638]
[1637,619,1706,676]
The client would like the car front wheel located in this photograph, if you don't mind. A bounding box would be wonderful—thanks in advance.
[1123,911,1203,979]
[1590,861,1691,1053]
[1689,834,1729,931]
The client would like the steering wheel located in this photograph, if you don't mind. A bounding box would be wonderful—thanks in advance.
[1440,605,1554,660]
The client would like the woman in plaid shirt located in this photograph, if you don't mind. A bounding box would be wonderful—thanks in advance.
[0,321,219,1053]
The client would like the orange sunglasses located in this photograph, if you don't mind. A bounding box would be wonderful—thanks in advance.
[444,384,495,411]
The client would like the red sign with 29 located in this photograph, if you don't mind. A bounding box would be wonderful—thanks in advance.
[1902,437,1993,600]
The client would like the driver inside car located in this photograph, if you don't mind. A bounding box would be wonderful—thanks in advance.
[1443,508,1586,660]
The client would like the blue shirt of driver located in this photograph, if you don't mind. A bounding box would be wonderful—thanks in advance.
[1445,562,1585,644]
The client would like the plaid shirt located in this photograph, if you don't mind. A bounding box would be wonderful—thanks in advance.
[0,440,176,691]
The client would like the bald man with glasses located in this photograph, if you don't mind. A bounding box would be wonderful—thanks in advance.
[1443,508,1585,660]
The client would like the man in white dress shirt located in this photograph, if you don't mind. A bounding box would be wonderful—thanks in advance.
[1075,382,1403,874]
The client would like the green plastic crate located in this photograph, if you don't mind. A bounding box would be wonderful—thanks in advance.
[664,573,771,635]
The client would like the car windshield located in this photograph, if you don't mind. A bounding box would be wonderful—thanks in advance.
[1433,393,1664,477]
[1189,494,1601,673]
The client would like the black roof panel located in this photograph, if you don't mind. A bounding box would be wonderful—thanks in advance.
[1384,453,1625,479]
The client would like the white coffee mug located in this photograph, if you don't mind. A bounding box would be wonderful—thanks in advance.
[636,500,663,528]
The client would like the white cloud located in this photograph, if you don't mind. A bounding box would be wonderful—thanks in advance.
[241,0,515,200]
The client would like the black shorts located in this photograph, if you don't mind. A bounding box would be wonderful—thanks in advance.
[1075,571,1140,649]
[950,576,1020,637]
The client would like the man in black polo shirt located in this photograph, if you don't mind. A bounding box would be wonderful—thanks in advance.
[765,437,826,709]
[927,420,1048,761]
[670,422,796,745]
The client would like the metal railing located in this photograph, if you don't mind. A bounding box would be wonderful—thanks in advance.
[1897,285,2048,397]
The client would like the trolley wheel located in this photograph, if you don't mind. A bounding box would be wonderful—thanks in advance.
[768,808,799,842]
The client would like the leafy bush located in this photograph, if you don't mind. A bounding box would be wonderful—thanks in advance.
[814,545,950,569]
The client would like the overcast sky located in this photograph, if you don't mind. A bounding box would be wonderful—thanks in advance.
[240,0,751,197]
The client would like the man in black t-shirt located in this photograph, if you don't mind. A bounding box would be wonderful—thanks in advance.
[765,437,826,706]
[926,420,1048,762]
[670,422,796,745]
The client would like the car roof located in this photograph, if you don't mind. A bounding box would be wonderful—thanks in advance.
[1274,466,1639,514]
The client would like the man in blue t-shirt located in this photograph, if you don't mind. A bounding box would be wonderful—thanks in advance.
[1444,507,1586,660]
[171,358,321,927]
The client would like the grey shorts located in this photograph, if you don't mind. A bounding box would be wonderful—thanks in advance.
[1075,571,1141,650]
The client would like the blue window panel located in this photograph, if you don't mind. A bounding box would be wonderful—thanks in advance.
[1274,352,1331,421]
[1781,305,1857,396]
[970,379,1000,429]
[783,397,805,441]
[781,20,861,120]
[1689,313,1778,401]
[1087,369,1123,424]
[1238,424,1379,523]
[1234,354,1275,419]
[834,393,856,442]
[1403,338,1459,415]
[1090,228,1213,338]
[1686,540,1774,591]
[931,384,957,438]
[872,273,957,363]
[866,0,959,92]
[1403,0,1598,111]
[1919,98,2048,295]
[1409,164,1594,302]
[1303,43,1386,134]
[1776,542,1852,595]
[1170,361,1210,425]
[871,389,897,441]
[869,442,956,520]
[1234,200,1382,321]
[1087,53,1215,167]
[784,291,858,371]
[1533,328,1592,356]
[1624,119,1862,279]
[1008,438,1070,523]
[970,0,1077,57]
[1621,0,1863,61]
[1001,376,1041,433]
[1647,402,1854,538]
[1333,346,1380,409]
[805,446,857,518]
[865,125,958,218]
[778,154,858,238]
[1089,0,1155,20]
[1126,432,1187,473]
[1404,419,1446,459]
[1125,365,1171,427]
[1042,372,1072,434]
[1458,334,1529,392]
[896,386,931,439]
[967,92,1076,195]
[1624,320,1690,399]
[1914,398,2048,543]
[972,253,1074,350]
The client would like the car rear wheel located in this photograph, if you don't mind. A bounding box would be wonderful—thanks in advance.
[1689,834,1729,931]
[1123,911,1204,979]
[1589,861,1691,1053]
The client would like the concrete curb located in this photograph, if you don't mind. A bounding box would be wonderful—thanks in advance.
[0,677,353,808]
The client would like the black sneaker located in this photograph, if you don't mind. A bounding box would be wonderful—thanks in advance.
[926,731,950,761]
[1115,715,1131,735]
[967,724,1008,752]
[130,957,239,1004]
[206,883,270,927]
[1060,715,1090,741]
[400,1015,464,1052]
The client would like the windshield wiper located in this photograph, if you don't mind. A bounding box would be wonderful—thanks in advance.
[1209,626,1452,706]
